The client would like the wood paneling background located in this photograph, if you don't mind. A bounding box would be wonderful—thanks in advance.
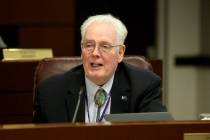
[0,0,75,56]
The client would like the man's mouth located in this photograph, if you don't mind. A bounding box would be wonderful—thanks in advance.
[90,63,103,68]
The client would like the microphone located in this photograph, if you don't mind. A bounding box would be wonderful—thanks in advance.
[72,86,85,123]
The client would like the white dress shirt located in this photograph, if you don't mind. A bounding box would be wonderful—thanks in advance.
[85,74,114,123]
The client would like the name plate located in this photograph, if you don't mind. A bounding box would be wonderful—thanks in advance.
[184,133,210,140]
[2,48,53,61]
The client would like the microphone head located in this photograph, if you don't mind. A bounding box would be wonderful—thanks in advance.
[79,86,85,95]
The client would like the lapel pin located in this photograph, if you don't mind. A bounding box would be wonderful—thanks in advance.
[121,96,128,102]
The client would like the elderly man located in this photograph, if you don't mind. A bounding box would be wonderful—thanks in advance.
[33,14,166,123]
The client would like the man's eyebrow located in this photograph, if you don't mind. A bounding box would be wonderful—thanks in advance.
[100,41,112,44]
[84,40,95,43]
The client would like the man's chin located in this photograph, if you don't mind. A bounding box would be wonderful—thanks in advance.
[87,73,105,82]
[88,74,103,79]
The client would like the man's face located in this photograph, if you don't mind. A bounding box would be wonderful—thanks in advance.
[81,22,125,85]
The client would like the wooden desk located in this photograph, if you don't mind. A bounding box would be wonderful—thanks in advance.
[0,121,210,140]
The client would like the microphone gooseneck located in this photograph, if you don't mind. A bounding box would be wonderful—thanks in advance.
[72,86,85,123]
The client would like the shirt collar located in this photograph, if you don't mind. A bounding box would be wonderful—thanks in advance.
[85,74,115,102]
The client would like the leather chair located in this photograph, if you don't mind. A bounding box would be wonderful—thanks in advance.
[33,56,161,100]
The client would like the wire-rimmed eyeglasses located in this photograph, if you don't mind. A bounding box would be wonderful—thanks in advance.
[81,40,121,53]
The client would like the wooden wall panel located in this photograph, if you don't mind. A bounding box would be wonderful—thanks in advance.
[0,0,76,56]
[19,26,75,56]
[0,0,75,24]
[0,61,38,124]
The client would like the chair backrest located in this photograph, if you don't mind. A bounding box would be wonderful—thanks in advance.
[33,56,161,99]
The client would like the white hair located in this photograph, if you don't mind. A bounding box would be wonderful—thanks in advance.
[80,14,128,45]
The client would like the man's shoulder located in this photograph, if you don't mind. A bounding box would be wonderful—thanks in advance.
[120,62,160,81]
[117,62,161,93]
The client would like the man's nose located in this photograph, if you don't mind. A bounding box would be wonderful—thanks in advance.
[92,45,101,55]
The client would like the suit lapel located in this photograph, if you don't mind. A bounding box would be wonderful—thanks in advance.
[65,68,86,122]
[111,64,131,113]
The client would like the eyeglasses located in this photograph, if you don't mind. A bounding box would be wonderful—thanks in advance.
[81,40,121,53]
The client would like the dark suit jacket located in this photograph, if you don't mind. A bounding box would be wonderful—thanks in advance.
[33,62,166,123]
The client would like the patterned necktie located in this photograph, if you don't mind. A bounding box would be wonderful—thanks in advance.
[94,88,107,122]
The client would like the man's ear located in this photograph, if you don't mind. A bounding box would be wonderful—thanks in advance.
[117,45,126,63]
[80,44,83,59]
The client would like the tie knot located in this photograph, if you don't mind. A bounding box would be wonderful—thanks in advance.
[94,88,107,107]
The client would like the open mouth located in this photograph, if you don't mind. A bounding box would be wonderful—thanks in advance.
[90,62,103,68]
